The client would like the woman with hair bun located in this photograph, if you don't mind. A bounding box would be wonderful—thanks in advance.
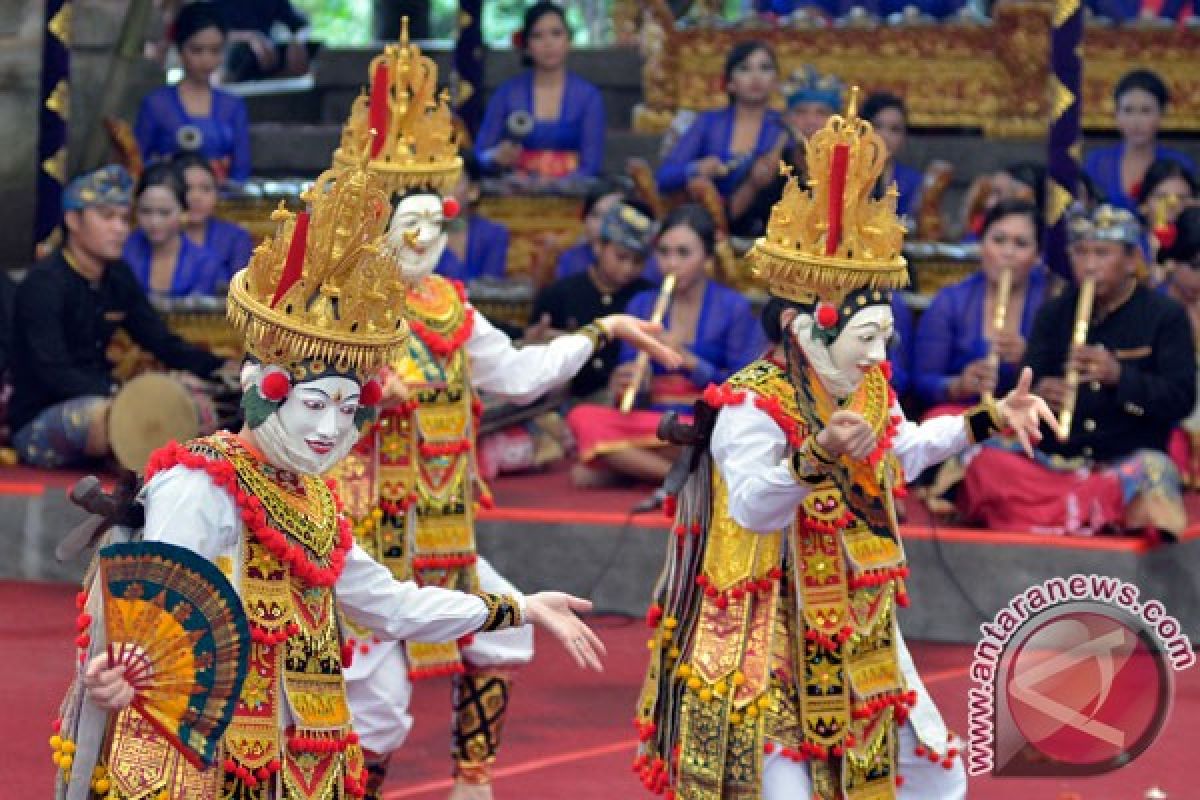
[135,1,251,184]
[475,2,605,179]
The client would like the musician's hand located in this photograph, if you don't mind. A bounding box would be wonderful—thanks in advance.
[598,315,685,371]
[997,367,1062,457]
[991,330,1027,365]
[609,363,644,397]
[492,141,522,169]
[1033,376,1068,413]
[83,654,135,712]
[524,313,566,344]
[690,156,725,179]
[816,410,877,462]
[952,359,998,400]
[750,154,778,188]
[525,592,606,672]
[1068,344,1120,387]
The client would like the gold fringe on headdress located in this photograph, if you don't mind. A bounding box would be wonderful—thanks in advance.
[226,156,409,379]
[748,87,910,305]
[334,18,462,196]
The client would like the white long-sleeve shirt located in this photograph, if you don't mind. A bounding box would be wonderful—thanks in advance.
[710,394,970,532]
[141,464,518,642]
[465,307,593,403]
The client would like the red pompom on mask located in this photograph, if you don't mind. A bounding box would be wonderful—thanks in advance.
[260,371,291,402]
[442,197,461,220]
[360,379,383,407]
[815,302,839,330]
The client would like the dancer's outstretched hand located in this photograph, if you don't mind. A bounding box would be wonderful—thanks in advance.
[525,591,607,672]
[599,315,685,371]
[83,654,134,712]
[997,366,1063,455]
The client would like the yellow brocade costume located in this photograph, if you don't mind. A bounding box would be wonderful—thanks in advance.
[90,433,368,800]
[330,274,483,679]
[635,357,923,800]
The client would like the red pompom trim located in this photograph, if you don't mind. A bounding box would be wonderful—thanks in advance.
[146,441,353,589]
[360,379,383,407]
[442,197,461,220]
[815,302,839,330]
[261,371,291,402]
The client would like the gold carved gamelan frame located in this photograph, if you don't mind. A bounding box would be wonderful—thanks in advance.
[627,0,1200,137]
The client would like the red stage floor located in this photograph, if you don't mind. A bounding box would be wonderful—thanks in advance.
[6,581,1195,800]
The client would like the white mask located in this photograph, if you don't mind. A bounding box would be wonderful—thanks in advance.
[792,305,893,398]
[386,193,447,282]
[254,376,363,475]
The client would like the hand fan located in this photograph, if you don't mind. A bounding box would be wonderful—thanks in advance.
[99,540,250,768]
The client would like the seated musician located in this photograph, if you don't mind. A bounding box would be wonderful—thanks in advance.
[725,65,842,238]
[436,151,511,282]
[122,161,223,297]
[1162,207,1200,485]
[959,205,1195,538]
[655,41,790,204]
[475,2,605,179]
[135,2,250,185]
[554,179,624,279]
[528,202,658,400]
[1084,69,1197,214]
[567,204,767,486]
[913,199,1050,414]
[9,166,229,469]
[213,0,313,83]
[174,152,253,284]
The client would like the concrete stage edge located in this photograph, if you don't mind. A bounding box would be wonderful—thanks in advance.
[4,484,1198,644]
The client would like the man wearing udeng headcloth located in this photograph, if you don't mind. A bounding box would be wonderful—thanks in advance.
[634,90,1056,799]
[55,158,606,800]
[326,27,680,800]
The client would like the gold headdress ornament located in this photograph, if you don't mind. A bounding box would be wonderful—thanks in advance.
[333,18,462,195]
[227,155,409,380]
[747,86,909,305]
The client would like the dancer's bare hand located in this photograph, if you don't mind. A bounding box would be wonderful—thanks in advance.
[816,410,877,461]
[599,315,684,371]
[525,592,606,672]
[83,654,134,712]
[997,366,1062,454]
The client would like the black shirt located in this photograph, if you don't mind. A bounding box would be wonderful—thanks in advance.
[531,270,652,398]
[1024,283,1196,462]
[9,250,224,431]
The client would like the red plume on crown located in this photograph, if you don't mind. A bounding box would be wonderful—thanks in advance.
[271,211,309,308]
[825,143,849,256]
[369,62,390,159]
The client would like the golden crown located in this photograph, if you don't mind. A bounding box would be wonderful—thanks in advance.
[333,19,461,195]
[747,87,909,305]
[227,159,409,380]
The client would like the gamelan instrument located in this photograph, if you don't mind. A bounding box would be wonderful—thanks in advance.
[108,372,241,472]
[983,267,1012,403]
[1057,278,1095,441]
[619,273,677,413]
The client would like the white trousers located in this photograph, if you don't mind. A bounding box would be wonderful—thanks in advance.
[761,721,968,799]
[344,557,535,755]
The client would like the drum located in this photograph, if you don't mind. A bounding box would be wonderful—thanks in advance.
[108,373,238,472]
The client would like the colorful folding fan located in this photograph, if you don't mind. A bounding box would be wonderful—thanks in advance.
[99,541,250,768]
